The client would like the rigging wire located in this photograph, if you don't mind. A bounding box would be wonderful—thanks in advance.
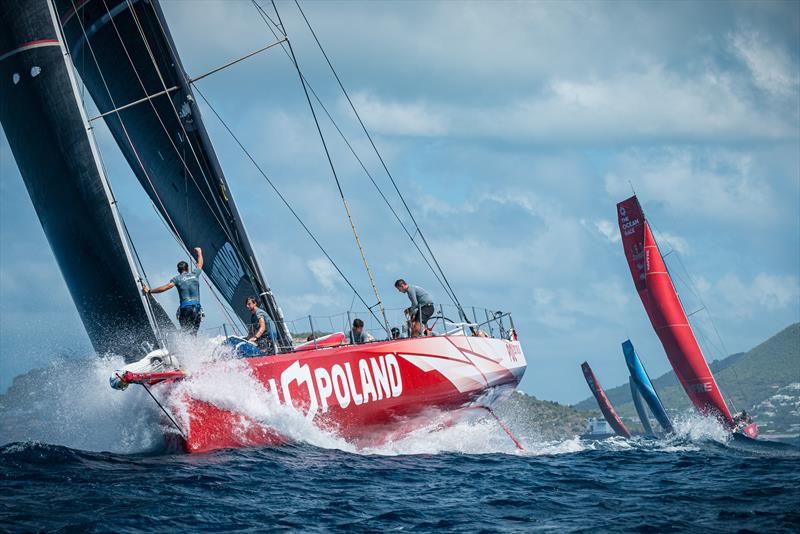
[192,85,388,331]
[648,218,745,414]
[270,0,389,334]
[290,0,469,323]
[249,0,458,307]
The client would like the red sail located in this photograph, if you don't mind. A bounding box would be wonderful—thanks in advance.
[617,196,733,425]
[581,362,632,438]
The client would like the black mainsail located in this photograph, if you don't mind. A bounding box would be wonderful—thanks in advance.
[0,0,173,357]
[55,0,292,348]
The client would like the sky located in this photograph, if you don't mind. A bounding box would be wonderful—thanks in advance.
[1,0,799,403]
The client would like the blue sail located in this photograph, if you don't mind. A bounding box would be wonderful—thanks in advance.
[629,377,655,437]
[622,340,674,433]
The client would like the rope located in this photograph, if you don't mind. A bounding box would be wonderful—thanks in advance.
[249,0,458,307]
[140,382,186,440]
[291,0,469,323]
[271,0,389,335]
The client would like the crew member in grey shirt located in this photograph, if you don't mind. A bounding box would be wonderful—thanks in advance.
[144,247,203,335]
[245,296,274,353]
[348,318,374,344]
[394,279,434,337]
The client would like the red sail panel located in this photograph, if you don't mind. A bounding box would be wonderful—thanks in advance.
[581,362,632,438]
[617,195,733,425]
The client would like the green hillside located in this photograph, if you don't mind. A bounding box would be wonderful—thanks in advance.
[573,323,800,434]
[496,391,595,439]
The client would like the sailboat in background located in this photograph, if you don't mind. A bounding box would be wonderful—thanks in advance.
[616,195,757,439]
[629,377,655,437]
[1,0,527,453]
[623,340,673,435]
[580,362,631,439]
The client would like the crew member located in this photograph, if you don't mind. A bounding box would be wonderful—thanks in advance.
[245,296,273,353]
[390,327,401,340]
[144,247,203,335]
[394,279,434,337]
[349,318,374,344]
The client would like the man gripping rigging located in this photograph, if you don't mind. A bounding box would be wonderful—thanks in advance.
[143,247,204,335]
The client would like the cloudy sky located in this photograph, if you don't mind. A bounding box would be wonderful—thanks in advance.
[1,0,798,403]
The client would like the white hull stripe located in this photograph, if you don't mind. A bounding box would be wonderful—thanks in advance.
[0,39,60,63]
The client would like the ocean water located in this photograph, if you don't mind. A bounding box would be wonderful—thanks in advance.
[2,354,799,533]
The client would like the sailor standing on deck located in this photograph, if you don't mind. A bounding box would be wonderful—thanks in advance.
[245,296,274,353]
[143,247,204,335]
[395,279,434,337]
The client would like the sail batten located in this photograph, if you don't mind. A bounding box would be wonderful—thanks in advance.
[617,196,733,425]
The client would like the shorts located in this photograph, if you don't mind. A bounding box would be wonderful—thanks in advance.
[415,304,434,325]
[177,304,202,335]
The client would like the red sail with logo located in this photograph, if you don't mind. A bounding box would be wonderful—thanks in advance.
[581,362,631,438]
[616,195,733,425]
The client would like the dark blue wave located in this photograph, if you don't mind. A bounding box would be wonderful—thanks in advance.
[2,438,799,533]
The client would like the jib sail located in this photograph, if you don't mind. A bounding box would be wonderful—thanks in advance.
[617,196,733,425]
[581,362,631,438]
[55,0,292,349]
[622,340,673,433]
[0,0,173,357]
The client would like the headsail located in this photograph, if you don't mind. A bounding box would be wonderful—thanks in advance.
[617,196,733,425]
[54,0,292,349]
[629,377,655,437]
[0,0,173,358]
[581,362,632,438]
[622,340,673,433]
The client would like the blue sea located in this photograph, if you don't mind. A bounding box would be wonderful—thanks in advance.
[2,357,799,532]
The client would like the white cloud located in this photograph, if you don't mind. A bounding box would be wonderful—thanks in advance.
[698,272,800,319]
[307,257,339,291]
[586,219,620,243]
[348,92,447,137]
[604,147,776,224]
[731,29,799,97]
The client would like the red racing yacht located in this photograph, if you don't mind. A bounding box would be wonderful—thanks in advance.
[0,0,528,453]
[616,195,758,439]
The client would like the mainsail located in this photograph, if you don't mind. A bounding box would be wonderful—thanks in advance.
[622,339,673,433]
[54,0,292,348]
[617,195,733,425]
[581,362,631,438]
[0,0,173,358]
[629,377,655,437]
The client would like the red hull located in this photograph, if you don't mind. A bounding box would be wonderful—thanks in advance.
[170,335,526,453]
[617,196,734,426]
